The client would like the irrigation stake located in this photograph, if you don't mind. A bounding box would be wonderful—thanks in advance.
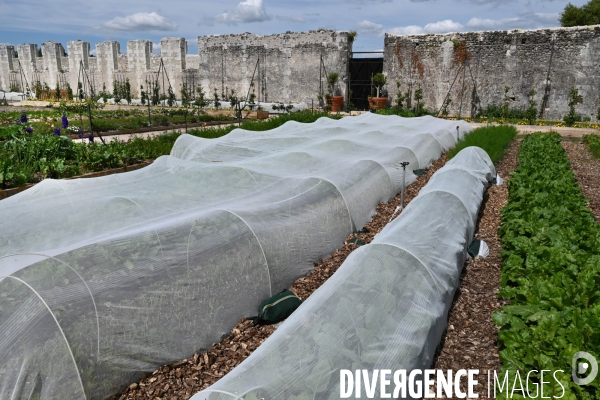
[400,161,410,209]
[456,125,460,139]
[390,161,410,222]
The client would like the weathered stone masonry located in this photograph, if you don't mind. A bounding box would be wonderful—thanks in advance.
[0,31,352,105]
[384,25,600,119]
[3,26,599,117]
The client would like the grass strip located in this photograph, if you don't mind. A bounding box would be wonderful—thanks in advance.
[584,134,600,159]
[494,133,600,399]
[448,125,517,163]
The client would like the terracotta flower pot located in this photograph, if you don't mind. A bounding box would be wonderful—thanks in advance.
[331,96,344,112]
[367,96,374,108]
[372,97,388,110]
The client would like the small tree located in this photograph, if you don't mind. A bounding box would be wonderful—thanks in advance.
[327,72,339,97]
[113,80,122,104]
[346,89,355,112]
[414,85,423,116]
[395,81,406,111]
[151,82,160,106]
[564,88,579,127]
[525,89,537,125]
[213,88,221,109]
[441,98,452,117]
[180,82,192,107]
[372,73,386,98]
[43,82,51,100]
[66,83,73,100]
[194,85,208,111]
[124,78,132,105]
[99,83,107,104]
[167,86,176,107]
[597,93,600,121]
[33,81,42,99]
[55,82,61,100]
[140,85,147,106]
[248,83,257,110]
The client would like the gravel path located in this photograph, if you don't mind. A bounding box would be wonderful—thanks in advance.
[432,139,520,398]
[562,140,600,222]
[108,155,450,400]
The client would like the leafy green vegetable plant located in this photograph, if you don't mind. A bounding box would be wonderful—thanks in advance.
[494,133,600,399]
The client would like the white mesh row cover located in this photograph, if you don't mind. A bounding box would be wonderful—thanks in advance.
[0,114,471,400]
[192,146,496,400]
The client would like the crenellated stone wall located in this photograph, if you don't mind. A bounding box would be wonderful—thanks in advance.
[0,30,351,105]
[383,25,600,119]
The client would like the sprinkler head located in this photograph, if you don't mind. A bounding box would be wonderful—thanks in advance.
[400,161,410,168]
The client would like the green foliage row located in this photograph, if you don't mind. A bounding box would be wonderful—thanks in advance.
[448,125,517,163]
[0,111,335,189]
[494,133,600,399]
[584,134,600,159]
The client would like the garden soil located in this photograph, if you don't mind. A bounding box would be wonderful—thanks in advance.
[563,141,600,222]
[107,155,451,400]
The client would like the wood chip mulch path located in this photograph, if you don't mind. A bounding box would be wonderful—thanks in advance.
[432,139,520,399]
[562,141,600,222]
[108,155,449,400]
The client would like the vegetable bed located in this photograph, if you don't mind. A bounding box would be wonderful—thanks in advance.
[0,111,337,189]
[495,133,600,399]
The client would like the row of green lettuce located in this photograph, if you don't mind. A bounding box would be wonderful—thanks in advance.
[584,134,600,159]
[0,111,339,190]
[494,133,600,399]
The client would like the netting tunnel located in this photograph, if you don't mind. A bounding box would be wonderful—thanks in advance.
[0,114,471,400]
[192,146,496,400]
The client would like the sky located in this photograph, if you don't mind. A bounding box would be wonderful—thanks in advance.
[0,0,588,56]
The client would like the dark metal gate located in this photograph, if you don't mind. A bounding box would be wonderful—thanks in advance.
[349,53,383,111]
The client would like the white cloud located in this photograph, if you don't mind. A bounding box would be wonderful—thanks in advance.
[355,20,384,36]
[424,19,464,33]
[388,19,463,35]
[465,13,559,30]
[215,0,271,24]
[101,12,177,32]
[532,12,560,23]
[465,17,509,29]
[387,12,560,36]
[388,25,428,35]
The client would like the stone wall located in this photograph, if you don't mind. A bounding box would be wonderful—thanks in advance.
[0,30,351,105]
[384,25,600,119]
[197,31,351,104]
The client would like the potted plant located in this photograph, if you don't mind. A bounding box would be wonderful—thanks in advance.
[326,72,344,112]
[370,72,388,110]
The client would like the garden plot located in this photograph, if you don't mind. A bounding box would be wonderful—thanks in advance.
[191,146,496,400]
[0,114,469,400]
